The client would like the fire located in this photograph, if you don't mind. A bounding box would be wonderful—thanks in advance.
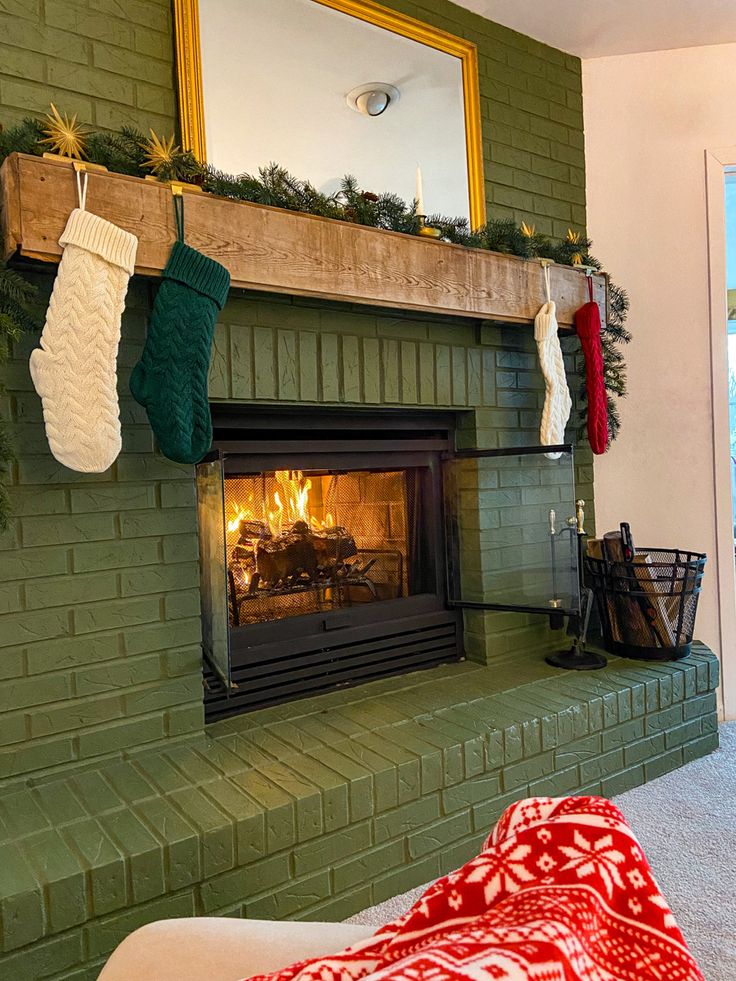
[227,504,250,534]
[227,471,334,539]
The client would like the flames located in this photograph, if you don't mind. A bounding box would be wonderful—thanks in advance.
[226,497,254,534]
[226,470,334,538]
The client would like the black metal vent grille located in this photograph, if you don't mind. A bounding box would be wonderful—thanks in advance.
[204,611,460,721]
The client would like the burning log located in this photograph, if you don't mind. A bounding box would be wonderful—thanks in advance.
[229,561,251,594]
[231,543,255,561]
[256,520,318,585]
[312,526,358,568]
[237,519,271,544]
[230,520,271,573]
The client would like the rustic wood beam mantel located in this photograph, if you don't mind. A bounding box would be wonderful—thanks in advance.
[0,153,606,328]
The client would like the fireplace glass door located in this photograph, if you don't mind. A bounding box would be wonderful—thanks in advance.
[443,445,581,616]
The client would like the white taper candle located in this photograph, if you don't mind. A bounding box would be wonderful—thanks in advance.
[415,164,425,216]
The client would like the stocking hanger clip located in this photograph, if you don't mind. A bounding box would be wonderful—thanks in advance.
[71,160,99,173]
[574,264,597,278]
[538,258,554,303]
[170,180,203,195]
[68,159,108,174]
[72,160,88,211]
[141,174,203,193]
[40,156,107,173]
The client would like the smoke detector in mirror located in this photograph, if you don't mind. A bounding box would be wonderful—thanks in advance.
[346,83,400,117]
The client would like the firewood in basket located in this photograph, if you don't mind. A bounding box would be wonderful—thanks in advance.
[632,554,677,646]
[603,531,658,647]
[586,538,604,560]
[256,521,318,585]
[313,526,358,567]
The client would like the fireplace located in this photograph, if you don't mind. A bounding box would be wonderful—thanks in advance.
[198,409,462,720]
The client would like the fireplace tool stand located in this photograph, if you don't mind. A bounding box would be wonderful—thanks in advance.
[545,500,607,671]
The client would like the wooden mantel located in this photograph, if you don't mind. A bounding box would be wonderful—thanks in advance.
[0,153,606,328]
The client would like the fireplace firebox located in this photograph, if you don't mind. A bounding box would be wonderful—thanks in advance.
[198,409,462,720]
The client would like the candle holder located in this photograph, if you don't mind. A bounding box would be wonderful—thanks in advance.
[416,215,442,239]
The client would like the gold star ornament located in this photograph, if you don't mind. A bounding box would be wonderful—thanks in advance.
[41,104,86,160]
[142,130,179,176]
[520,221,536,238]
[566,228,584,266]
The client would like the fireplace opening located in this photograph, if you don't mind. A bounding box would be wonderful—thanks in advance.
[199,409,462,720]
[225,467,426,627]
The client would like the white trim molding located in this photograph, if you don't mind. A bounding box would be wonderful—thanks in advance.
[704,146,736,719]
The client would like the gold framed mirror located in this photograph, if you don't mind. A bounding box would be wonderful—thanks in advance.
[174,0,486,228]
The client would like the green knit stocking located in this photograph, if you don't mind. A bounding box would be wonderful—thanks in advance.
[130,199,230,464]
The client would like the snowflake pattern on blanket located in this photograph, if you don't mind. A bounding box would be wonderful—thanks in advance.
[246,797,703,981]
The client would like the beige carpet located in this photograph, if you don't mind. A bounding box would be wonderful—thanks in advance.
[347,723,736,981]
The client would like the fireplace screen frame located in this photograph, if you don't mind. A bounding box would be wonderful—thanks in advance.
[197,409,463,719]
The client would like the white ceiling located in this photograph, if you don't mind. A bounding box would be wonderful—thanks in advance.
[454,0,736,58]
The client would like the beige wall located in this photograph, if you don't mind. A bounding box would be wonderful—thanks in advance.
[583,43,736,717]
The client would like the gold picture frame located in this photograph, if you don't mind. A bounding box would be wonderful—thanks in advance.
[173,0,486,229]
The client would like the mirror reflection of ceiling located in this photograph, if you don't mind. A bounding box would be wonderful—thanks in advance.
[199,0,471,219]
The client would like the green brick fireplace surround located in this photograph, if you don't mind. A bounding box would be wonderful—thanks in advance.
[0,1,720,978]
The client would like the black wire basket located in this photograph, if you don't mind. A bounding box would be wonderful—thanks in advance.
[585,549,706,661]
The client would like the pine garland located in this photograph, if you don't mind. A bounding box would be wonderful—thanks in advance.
[0,110,630,494]
[0,266,40,530]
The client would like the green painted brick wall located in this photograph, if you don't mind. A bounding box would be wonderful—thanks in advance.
[0,0,176,132]
[0,0,590,782]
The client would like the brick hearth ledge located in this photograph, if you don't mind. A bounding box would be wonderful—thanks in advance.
[0,644,719,979]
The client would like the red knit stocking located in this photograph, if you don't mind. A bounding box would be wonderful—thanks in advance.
[575,278,608,454]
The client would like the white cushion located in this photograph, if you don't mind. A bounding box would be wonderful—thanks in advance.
[98,916,375,981]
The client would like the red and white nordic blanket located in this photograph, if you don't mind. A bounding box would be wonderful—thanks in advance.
[248,796,703,981]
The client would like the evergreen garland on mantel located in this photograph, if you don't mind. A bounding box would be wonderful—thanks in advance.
[0,112,629,529]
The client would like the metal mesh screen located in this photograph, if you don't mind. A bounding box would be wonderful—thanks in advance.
[224,469,411,626]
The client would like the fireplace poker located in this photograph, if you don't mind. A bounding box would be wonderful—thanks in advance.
[548,508,561,610]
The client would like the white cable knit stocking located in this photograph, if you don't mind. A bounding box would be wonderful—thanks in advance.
[534,265,572,459]
[29,172,138,473]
